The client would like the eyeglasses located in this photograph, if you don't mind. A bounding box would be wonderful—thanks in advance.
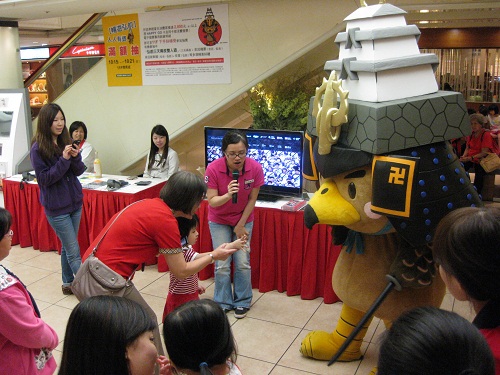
[4,230,13,238]
[225,151,247,159]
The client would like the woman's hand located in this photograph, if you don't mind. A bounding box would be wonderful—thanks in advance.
[460,155,472,163]
[62,145,75,160]
[227,179,239,199]
[234,224,248,239]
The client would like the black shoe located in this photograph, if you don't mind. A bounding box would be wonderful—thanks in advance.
[222,307,232,314]
[62,285,73,295]
[234,307,249,319]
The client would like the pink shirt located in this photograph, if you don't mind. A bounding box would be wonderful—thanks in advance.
[205,157,264,226]
[0,266,58,374]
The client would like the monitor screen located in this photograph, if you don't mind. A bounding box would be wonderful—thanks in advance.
[204,127,304,199]
[0,111,13,137]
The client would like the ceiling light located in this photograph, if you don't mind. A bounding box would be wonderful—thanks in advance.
[420,10,429,13]
[419,20,429,24]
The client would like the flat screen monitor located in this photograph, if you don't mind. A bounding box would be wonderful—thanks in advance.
[0,111,13,137]
[204,127,304,200]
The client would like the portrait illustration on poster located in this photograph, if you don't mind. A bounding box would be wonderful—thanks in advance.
[199,8,222,46]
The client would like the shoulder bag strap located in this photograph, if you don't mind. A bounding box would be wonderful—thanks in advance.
[92,199,144,256]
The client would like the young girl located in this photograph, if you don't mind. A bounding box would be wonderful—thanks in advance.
[162,215,245,321]
[143,124,180,180]
[30,103,86,295]
[163,299,243,375]
[378,306,495,375]
[432,206,500,374]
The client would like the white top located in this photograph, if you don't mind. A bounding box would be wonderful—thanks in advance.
[80,140,96,173]
[143,147,180,179]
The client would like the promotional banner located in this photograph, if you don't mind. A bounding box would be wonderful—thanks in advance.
[140,4,230,85]
[102,14,143,86]
[102,5,230,87]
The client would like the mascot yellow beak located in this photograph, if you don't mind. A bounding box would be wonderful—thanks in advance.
[304,179,360,228]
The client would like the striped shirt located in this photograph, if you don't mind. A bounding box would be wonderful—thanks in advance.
[168,246,199,294]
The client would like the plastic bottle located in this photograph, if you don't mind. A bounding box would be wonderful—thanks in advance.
[93,151,102,178]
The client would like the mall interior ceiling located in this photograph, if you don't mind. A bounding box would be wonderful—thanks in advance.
[0,0,499,49]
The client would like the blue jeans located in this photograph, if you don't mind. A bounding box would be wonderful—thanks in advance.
[46,207,82,286]
[209,221,253,310]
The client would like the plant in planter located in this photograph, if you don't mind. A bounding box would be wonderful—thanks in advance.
[248,70,322,131]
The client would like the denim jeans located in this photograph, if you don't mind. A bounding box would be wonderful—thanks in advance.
[209,221,253,310]
[46,207,82,286]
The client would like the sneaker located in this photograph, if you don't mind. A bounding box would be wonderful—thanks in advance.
[62,285,73,295]
[234,307,249,319]
[222,307,233,314]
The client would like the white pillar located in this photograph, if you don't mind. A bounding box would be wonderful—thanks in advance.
[0,21,23,89]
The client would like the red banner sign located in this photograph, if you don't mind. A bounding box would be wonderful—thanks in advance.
[49,44,105,58]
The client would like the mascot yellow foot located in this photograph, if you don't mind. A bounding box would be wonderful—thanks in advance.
[300,304,372,361]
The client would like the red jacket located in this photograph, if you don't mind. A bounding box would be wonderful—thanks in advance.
[474,299,500,375]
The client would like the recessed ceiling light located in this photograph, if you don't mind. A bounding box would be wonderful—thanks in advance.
[419,20,429,24]
[420,10,429,13]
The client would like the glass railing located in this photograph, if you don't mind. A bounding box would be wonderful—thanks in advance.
[22,13,106,119]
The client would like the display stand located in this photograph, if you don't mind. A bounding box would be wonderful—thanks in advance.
[0,89,33,178]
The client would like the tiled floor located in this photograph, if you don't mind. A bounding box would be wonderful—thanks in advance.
[2,244,478,375]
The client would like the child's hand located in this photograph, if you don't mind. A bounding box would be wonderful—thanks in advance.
[157,356,172,375]
[198,285,206,295]
[227,235,247,250]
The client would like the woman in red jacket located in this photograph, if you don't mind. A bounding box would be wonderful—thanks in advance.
[460,113,498,196]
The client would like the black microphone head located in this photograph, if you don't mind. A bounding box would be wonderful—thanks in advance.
[232,170,239,180]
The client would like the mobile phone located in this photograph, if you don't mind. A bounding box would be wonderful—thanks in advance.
[136,180,152,186]
[72,140,81,149]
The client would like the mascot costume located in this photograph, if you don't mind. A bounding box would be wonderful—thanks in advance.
[299,2,483,370]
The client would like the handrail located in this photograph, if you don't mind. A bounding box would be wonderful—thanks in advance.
[24,12,106,88]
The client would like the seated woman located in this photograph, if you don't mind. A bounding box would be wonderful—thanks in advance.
[143,124,180,179]
[459,113,498,196]
[0,207,59,374]
[59,295,167,375]
[69,120,96,173]
[163,299,242,375]
[378,306,495,375]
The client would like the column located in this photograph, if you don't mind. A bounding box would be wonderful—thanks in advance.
[0,21,23,89]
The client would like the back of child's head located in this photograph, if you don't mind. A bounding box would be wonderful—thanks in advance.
[432,207,500,302]
[163,299,236,374]
[378,306,495,375]
[176,214,198,244]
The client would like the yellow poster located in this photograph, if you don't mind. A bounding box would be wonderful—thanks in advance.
[102,14,142,86]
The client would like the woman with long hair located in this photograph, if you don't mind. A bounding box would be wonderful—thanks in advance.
[143,124,179,179]
[30,103,86,295]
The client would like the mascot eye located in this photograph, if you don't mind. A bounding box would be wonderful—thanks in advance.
[321,188,328,195]
[348,182,356,199]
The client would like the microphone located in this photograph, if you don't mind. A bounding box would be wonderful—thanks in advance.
[232,170,239,204]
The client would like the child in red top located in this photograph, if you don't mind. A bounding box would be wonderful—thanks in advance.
[433,207,500,375]
[162,215,245,321]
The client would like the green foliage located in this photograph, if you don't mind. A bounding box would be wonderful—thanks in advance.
[248,74,319,131]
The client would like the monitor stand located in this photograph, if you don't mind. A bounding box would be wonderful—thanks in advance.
[257,192,281,202]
